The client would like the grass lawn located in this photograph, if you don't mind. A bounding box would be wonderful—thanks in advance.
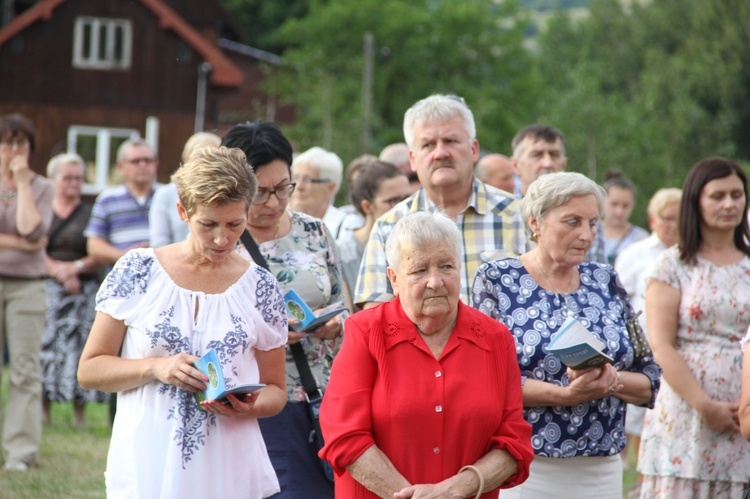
[1,371,110,499]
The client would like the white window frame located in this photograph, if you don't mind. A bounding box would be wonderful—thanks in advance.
[72,16,132,70]
[67,125,140,195]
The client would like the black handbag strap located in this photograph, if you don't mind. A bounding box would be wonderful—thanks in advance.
[239,229,321,401]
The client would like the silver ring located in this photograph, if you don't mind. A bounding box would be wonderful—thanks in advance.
[607,386,615,393]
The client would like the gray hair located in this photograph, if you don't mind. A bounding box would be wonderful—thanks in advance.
[521,172,605,234]
[116,138,153,162]
[385,210,461,271]
[403,94,476,150]
[47,152,85,178]
[292,146,343,193]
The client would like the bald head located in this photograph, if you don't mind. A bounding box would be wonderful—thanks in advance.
[475,153,515,193]
[379,143,411,175]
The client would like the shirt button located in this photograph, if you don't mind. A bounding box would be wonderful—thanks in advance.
[435,405,443,412]
[434,371,442,378]
[433,447,440,454]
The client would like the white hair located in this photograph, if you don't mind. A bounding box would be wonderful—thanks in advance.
[47,152,85,178]
[385,210,461,271]
[403,94,476,150]
[292,146,343,193]
[521,172,605,235]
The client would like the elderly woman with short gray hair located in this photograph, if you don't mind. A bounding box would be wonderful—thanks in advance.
[319,210,533,498]
[471,172,661,498]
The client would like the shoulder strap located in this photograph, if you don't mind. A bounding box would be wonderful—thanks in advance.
[239,230,269,270]
[47,203,83,250]
[239,229,321,399]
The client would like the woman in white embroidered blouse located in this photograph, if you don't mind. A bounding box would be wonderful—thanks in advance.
[78,147,288,499]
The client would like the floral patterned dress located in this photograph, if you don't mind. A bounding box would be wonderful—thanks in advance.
[638,247,750,498]
[236,209,347,401]
[98,249,287,499]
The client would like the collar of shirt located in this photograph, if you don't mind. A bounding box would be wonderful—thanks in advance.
[382,298,492,354]
[410,178,486,216]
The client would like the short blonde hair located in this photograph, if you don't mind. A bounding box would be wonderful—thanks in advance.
[647,188,681,217]
[181,131,221,163]
[172,146,257,216]
[521,172,605,238]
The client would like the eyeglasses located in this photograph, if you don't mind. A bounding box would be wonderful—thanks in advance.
[123,157,156,165]
[294,175,331,185]
[253,183,296,205]
[59,175,84,182]
[0,137,30,148]
[657,216,678,225]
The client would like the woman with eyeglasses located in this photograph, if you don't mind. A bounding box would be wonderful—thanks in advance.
[41,152,105,428]
[223,121,347,498]
[337,160,412,311]
[0,113,54,471]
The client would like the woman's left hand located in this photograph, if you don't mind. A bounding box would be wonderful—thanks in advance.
[200,392,259,418]
[310,313,342,340]
[566,363,622,400]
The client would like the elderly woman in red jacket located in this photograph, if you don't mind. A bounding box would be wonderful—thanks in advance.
[319,211,533,498]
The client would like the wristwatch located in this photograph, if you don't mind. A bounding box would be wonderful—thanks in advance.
[74,260,85,272]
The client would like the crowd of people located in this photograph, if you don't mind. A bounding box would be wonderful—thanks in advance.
[0,91,749,499]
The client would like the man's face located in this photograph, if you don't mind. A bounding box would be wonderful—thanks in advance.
[513,137,567,196]
[475,154,516,193]
[409,115,479,191]
[117,144,157,189]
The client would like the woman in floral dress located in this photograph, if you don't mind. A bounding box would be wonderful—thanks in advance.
[223,121,347,498]
[639,157,750,498]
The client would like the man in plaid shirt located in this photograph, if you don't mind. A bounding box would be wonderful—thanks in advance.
[354,94,527,309]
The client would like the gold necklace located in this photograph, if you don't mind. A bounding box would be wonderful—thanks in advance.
[533,250,577,318]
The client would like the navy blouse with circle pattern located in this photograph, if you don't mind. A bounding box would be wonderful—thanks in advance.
[470,257,661,458]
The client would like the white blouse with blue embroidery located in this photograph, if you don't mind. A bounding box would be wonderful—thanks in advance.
[97,248,287,499]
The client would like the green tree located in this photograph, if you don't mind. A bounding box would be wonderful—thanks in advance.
[535,0,750,225]
[271,0,540,165]
[220,0,310,53]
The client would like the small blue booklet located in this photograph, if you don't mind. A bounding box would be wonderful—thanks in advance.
[547,317,614,370]
[283,289,347,333]
[193,349,265,405]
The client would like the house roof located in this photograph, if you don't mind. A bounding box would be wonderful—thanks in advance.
[0,0,244,87]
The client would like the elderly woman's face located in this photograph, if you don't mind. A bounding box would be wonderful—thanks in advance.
[531,194,599,266]
[387,240,460,326]
[54,162,85,199]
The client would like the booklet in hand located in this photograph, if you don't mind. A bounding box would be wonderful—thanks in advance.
[283,289,347,333]
[547,317,614,370]
[193,349,265,406]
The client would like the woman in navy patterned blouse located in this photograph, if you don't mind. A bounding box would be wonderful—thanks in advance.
[470,172,661,499]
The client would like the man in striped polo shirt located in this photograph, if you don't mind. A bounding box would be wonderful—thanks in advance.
[85,138,160,266]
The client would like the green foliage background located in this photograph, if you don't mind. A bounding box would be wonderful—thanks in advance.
[222,0,750,225]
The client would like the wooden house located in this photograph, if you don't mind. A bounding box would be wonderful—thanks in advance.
[0,0,293,192]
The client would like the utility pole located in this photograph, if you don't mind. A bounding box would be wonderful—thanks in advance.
[362,31,375,153]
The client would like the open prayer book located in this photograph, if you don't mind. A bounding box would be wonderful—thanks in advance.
[547,317,614,370]
[193,349,265,406]
[283,289,347,333]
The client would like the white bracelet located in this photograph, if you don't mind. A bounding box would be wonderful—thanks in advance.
[459,465,485,499]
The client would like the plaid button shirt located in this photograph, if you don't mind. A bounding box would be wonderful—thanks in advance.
[354,178,527,306]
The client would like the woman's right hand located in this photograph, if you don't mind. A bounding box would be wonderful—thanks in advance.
[699,399,741,433]
[152,353,206,392]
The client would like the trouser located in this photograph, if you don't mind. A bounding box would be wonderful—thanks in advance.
[0,277,46,466]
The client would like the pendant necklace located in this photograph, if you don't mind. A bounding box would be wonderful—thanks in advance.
[533,251,577,318]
